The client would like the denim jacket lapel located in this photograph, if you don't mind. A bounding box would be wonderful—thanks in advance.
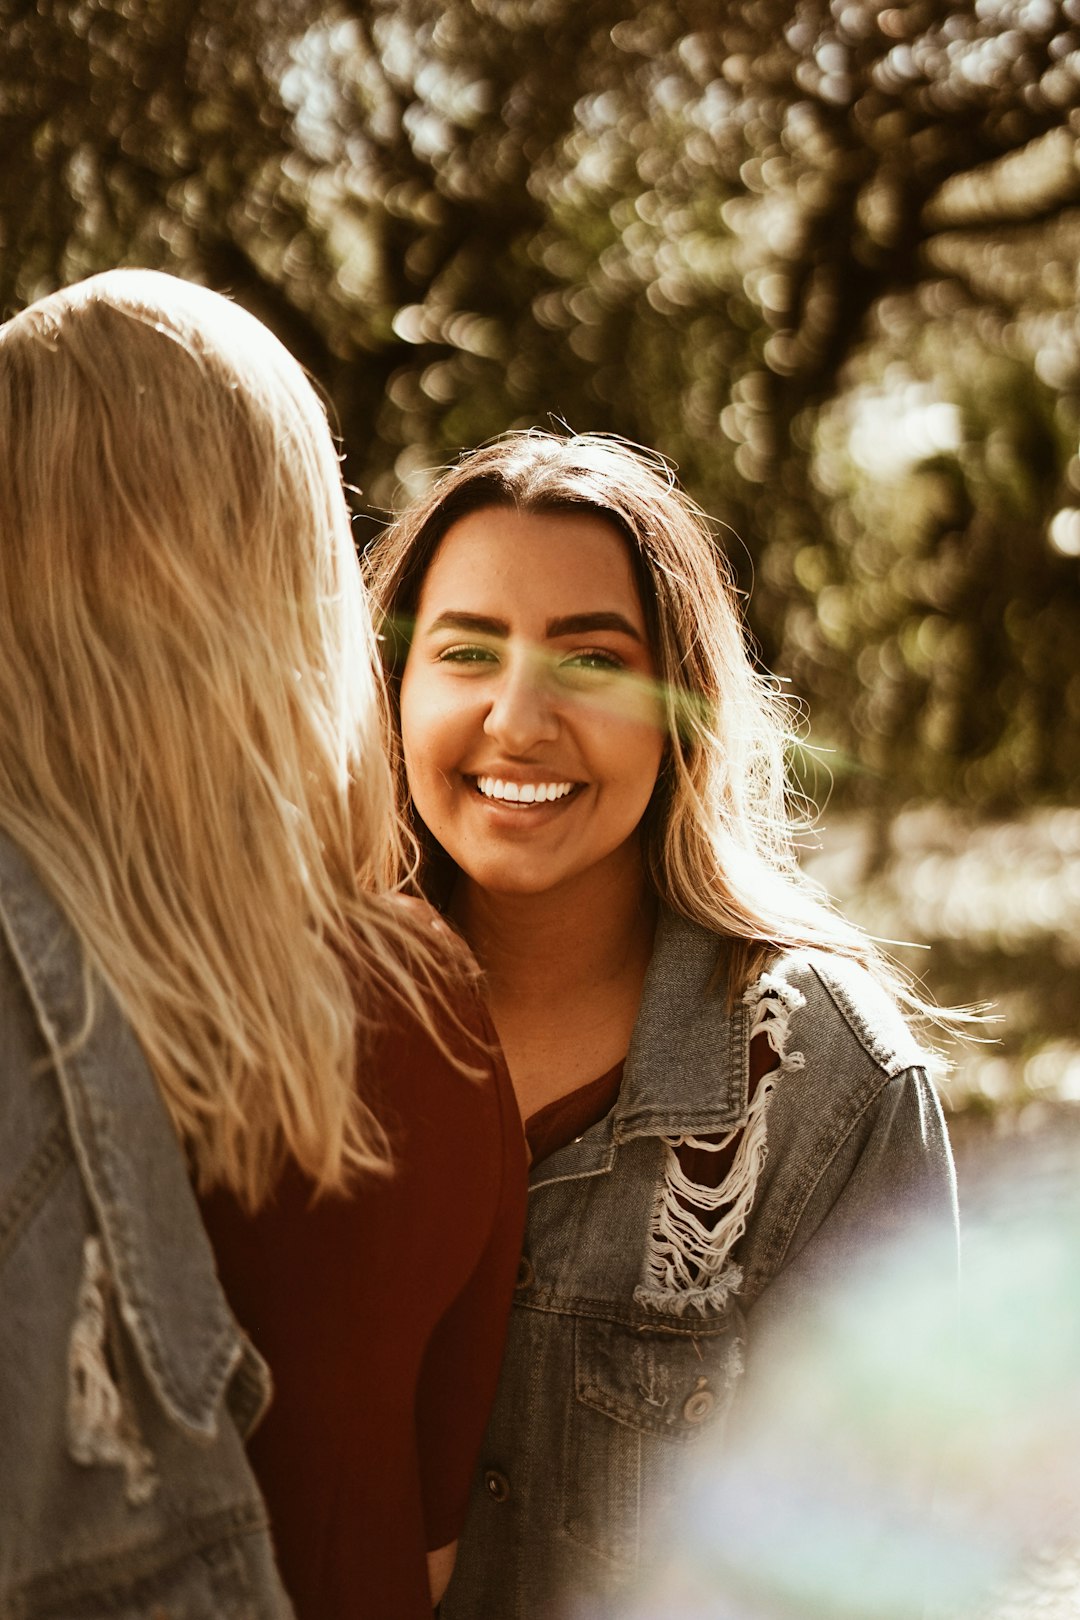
[0,831,253,1441]
[614,907,750,1141]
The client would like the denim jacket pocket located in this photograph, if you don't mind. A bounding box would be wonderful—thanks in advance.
[560,1311,745,1568]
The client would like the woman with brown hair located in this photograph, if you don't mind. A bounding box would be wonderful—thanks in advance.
[368,428,959,1619]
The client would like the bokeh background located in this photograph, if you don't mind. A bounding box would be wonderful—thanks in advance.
[4,5,1080,1613]
[2,0,1078,1125]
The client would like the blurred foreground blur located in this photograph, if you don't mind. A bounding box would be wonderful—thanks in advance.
[618,1121,1080,1620]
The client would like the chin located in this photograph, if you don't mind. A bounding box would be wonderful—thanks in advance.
[455,850,564,896]
[473,870,550,897]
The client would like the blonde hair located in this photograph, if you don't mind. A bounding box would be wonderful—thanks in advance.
[0,269,456,1208]
[368,430,952,1028]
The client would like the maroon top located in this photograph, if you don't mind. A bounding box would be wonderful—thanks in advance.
[199,985,527,1620]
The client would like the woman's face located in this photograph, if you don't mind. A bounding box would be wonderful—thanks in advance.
[399,505,667,903]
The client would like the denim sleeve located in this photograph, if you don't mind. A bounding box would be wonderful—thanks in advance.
[739,1065,960,1400]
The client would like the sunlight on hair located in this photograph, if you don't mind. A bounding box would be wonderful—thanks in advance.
[0,269,468,1208]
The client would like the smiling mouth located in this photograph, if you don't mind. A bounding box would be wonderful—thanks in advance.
[472,775,579,806]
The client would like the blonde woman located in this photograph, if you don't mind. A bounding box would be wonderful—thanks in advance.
[366,430,960,1619]
[0,271,525,1620]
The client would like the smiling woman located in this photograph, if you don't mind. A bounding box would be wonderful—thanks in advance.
[400,506,665,916]
[366,430,960,1620]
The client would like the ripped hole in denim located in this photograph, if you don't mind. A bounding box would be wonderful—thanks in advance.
[634,974,805,1318]
[68,1234,158,1505]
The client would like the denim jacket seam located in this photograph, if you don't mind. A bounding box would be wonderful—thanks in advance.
[59,1062,247,1433]
[0,1108,71,1268]
[613,1105,749,1141]
[77,1085,241,1365]
[0,837,247,1438]
[803,958,926,1075]
[513,1293,736,1335]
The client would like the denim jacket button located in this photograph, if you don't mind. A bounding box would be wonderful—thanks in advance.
[515,1256,535,1289]
[484,1469,511,1503]
[682,1383,716,1424]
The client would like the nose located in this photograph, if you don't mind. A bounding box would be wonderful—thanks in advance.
[482,650,559,753]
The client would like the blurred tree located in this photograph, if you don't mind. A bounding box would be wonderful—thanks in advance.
[807,320,1080,807]
[0,0,342,368]
[1,0,1078,803]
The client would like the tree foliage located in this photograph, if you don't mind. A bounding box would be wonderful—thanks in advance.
[2,0,1079,805]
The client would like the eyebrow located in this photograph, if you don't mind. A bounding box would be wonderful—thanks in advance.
[548,612,643,642]
[425,610,643,643]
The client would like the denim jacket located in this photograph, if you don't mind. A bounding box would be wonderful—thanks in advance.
[443,908,959,1620]
[0,832,293,1620]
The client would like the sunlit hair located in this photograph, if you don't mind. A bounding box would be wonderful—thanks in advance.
[367,429,952,1030]
[0,268,461,1209]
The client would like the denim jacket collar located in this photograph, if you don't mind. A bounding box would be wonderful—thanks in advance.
[529,910,751,1192]
[613,907,750,1142]
[0,832,246,1441]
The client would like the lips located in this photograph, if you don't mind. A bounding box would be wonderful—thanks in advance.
[473,775,578,805]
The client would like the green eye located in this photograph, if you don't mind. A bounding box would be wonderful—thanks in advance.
[438,644,499,665]
[558,650,624,678]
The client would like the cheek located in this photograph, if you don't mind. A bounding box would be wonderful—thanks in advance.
[398,664,436,787]
[631,730,667,813]
[610,706,667,785]
[399,666,468,789]
[645,729,668,787]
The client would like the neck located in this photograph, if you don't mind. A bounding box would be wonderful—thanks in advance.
[450,847,658,1112]
[450,850,656,1006]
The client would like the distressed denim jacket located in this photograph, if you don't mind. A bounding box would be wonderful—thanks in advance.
[443,908,959,1620]
[0,833,293,1620]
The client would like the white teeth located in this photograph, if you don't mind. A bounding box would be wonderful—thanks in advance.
[476,776,574,804]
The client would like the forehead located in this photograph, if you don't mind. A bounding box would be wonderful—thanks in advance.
[416,505,647,626]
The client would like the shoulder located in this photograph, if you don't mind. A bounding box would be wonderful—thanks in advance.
[384,892,482,980]
[644,910,928,1083]
[364,945,525,1254]
[741,947,941,1194]
[363,894,491,1061]
[366,910,518,1156]
[751,948,928,1082]
[736,951,956,1306]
